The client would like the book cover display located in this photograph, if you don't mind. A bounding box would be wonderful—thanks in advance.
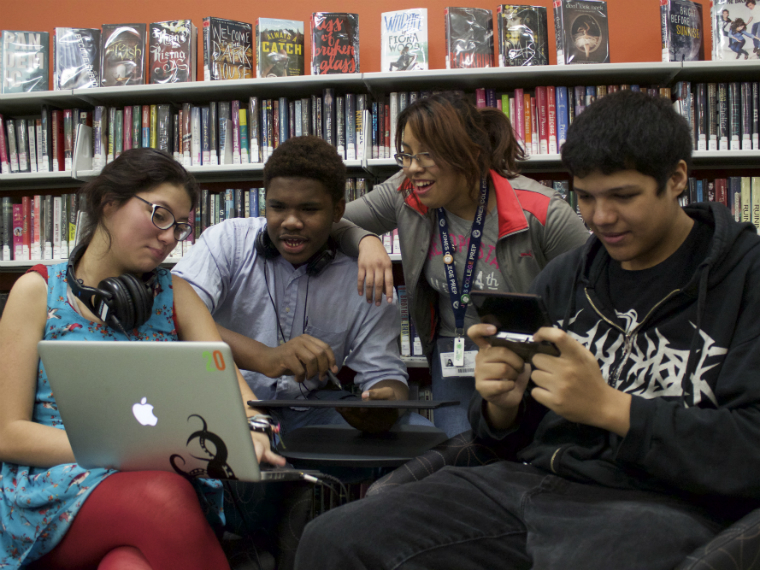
[101,24,147,86]
[554,0,610,64]
[311,13,360,74]
[661,0,704,62]
[149,20,197,83]
[53,28,100,90]
[1,31,49,93]
[381,9,428,72]
[712,0,760,60]
[497,5,549,66]
[256,18,305,77]
[445,7,495,68]
[203,18,254,80]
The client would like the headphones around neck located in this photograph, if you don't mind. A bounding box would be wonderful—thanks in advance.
[67,243,157,333]
[255,226,337,277]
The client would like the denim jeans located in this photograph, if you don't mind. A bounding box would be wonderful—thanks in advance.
[294,461,723,570]
[431,339,477,438]
[270,388,432,436]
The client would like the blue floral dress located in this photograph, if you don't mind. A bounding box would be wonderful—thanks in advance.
[0,263,224,569]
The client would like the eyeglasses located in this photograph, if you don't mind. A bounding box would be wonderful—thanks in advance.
[394,152,436,168]
[134,195,193,241]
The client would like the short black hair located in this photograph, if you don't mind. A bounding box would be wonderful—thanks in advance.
[263,136,346,203]
[561,90,692,194]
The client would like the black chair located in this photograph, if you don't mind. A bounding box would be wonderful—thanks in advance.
[366,431,760,570]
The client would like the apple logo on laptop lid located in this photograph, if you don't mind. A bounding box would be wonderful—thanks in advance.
[132,397,158,426]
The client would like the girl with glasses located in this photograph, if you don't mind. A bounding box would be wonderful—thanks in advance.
[347,92,590,437]
[0,148,283,570]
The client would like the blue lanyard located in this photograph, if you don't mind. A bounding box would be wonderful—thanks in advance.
[437,177,489,335]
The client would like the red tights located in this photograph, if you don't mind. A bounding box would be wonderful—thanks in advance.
[30,471,230,570]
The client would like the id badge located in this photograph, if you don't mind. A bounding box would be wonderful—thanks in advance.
[437,338,477,378]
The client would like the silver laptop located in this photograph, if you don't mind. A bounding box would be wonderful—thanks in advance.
[38,340,307,483]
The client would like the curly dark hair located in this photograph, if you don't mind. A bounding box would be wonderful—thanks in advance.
[263,136,346,203]
[78,147,198,246]
[561,90,692,194]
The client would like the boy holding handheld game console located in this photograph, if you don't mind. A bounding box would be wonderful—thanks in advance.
[295,90,760,569]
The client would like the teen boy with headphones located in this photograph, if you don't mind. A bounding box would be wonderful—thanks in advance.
[173,136,423,434]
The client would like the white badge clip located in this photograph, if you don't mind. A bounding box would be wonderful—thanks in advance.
[453,336,465,367]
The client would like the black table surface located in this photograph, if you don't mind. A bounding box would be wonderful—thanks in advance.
[277,424,448,468]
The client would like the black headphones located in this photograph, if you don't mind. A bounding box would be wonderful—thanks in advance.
[255,226,337,277]
[67,243,157,333]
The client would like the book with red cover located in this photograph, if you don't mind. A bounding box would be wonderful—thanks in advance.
[536,86,548,155]
[0,114,8,173]
[13,203,23,260]
[310,13,360,74]
[21,196,31,260]
[445,6,494,69]
[51,110,64,171]
[547,85,557,154]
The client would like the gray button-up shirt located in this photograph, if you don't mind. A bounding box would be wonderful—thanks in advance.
[173,217,408,400]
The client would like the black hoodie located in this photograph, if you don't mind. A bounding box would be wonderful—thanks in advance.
[470,203,760,520]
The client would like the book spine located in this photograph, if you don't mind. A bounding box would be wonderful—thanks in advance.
[336,96,346,158]
[41,108,51,172]
[52,110,63,172]
[0,115,9,173]
[201,107,210,165]
[31,195,41,260]
[52,196,61,259]
[742,82,752,150]
[707,83,718,151]
[372,100,379,159]
[150,105,158,149]
[753,177,760,232]
[231,100,241,164]
[106,108,116,163]
[398,285,411,357]
[183,102,193,165]
[346,93,356,160]
[356,94,366,161]
[248,97,259,163]
[132,105,141,149]
[68,193,77,254]
[742,177,752,223]
[267,99,275,157]
[60,193,69,259]
[156,105,170,154]
[260,100,268,161]
[142,105,150,148]
[21,196,31,260]
[295,99,303,137]
[272,99,280,149]
[660,0,670,62]
[16,120,30,172]
[278,96,289,145]
[475,88,486,108]
[547,86,557,154]
[124,106,133,152]
[389,92,398,157]
[209,101,218,165]
[114,110,123,158]
[730,82,741,151]
[754,82,760,151]
[27,122,37,174]
[12,204,23,260]
[523,92,532,157]
[239,107,249,164]
[43,195,52,259]
[92,106,104,168]
[556,86,568,150]
[302,97,311,136]
[289,101,295,139]
[191,106,201,166]
[323,88,335,147]
[250,188,258,218]
[553,0,565,65]
[258,188,266,216]
[63,110,73,169]
[536,86,548,155]
[718,83,729,151]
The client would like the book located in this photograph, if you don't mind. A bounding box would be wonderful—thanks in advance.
[53,28,100,89]
[202,18,254,80]
[660,0,705,62]
[1,31,49,93]
[381,9,428,72]
[554,0,610,65]
[711,0,760,60]
[1,198,10,260]
[398,285,411,357]
[256,18,305,77]
[149,20,197,83]
[311,13,360,74]
[13,204,23,260]
[496,5,549,66]
[445,7,495,68]
[100,24,146,86]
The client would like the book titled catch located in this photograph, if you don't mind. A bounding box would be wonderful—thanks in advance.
[100,24,146,86]
[311,13,360,74]
[445,7,495,69]
[256,18,305,77]
[149,20,197,83]
[553,0,610,65]
[203,17,254,80]
[1,31,49,93]
[381,9,428,72]
[497,5,549,66]
[661,0,704,62]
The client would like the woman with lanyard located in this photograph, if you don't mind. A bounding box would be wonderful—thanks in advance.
[345,92,590,437]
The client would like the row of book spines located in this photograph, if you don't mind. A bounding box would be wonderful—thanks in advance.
[681,177,760,227]
[673,81,760,151]
[0,110,85,174]
[1,194,79,261]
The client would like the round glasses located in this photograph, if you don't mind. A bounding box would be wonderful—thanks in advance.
[134,195,193,241]
[394,152,436,168]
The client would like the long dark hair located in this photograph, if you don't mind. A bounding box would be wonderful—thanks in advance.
[78,148,199,247]
[395,92,525,193]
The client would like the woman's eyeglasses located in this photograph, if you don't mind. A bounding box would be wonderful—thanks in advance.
[134,195,193,241]
[394,152,436,168]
